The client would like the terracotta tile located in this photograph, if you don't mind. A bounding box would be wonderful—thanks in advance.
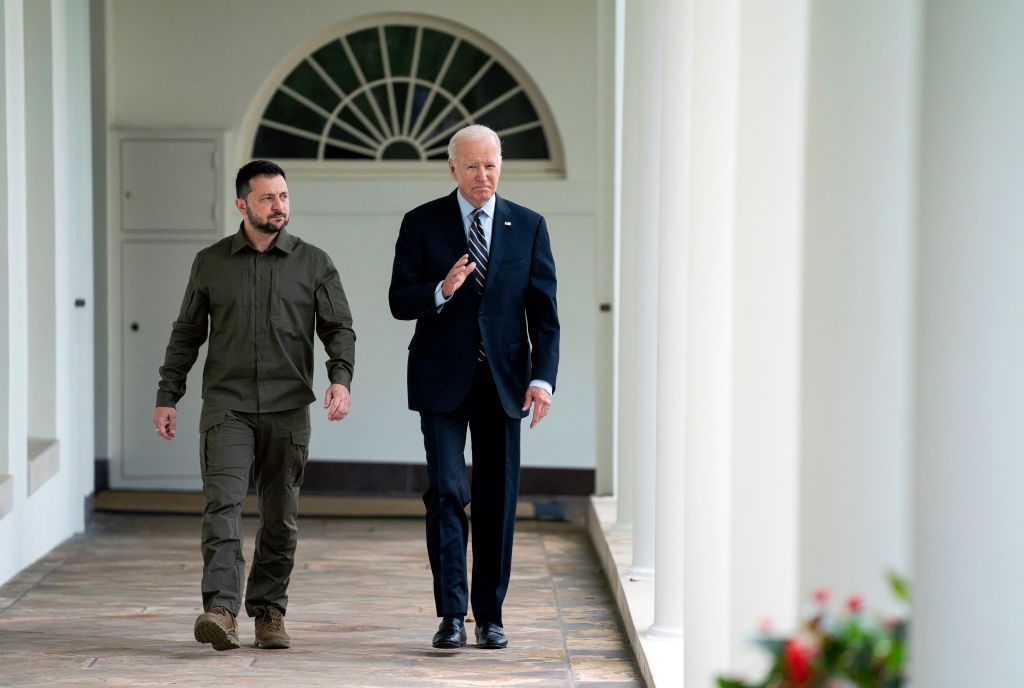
[0,513,641,687]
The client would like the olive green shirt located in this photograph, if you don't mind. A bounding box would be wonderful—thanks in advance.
[156,225,355,413]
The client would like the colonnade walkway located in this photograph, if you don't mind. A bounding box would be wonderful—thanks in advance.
[0,511,641,687]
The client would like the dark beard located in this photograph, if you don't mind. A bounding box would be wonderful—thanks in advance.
[246,204,288,234]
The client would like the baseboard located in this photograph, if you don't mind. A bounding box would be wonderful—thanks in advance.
[83,492,94,529]
[93,458,594,497]
[95,459,109,492]
[92,490,582,521]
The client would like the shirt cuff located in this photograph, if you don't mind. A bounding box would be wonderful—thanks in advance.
[327,370,353,390]
[155,391,178,408]
[434,282,453,310]
[528,380,553,395]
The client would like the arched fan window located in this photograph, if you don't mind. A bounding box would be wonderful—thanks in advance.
[244,14,564,176]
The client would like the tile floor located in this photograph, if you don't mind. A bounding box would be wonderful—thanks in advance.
[0,512,642,688]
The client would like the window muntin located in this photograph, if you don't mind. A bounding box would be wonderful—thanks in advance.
[248,16,562,174]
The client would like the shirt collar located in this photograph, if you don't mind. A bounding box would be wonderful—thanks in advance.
[456,191,496,223]
[230,222,295,254]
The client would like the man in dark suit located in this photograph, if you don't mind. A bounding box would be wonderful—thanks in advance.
[389,124,559,650]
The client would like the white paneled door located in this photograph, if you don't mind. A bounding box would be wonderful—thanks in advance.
[121,240,209,481]
[114,132,224,488]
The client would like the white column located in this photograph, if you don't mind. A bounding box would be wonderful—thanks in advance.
[649,0,692,642]
[666,2,741,684]
[613,192,636,531]
[800,0,917,614]
[615,0,662,576]
[611,0,636,527]
[728,0,808,670]
[913,2,1024,684]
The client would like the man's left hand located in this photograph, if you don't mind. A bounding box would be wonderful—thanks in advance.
[522,386,552,429]
[324,384,351,421]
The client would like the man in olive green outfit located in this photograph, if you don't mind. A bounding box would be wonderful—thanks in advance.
[153,160,356,651]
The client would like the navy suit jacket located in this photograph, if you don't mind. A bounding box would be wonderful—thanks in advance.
[389,190,560,419]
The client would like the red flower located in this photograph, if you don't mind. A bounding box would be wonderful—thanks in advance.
[758,618,774,634]
[783,638,815,685]
[812,587,830,605]
[846,595,864,613]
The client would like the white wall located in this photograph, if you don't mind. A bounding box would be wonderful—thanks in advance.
[64,0,95,513]
[24,0,57,439]
[913,1,1024,683]
[800,0,918,612]
[291,177,598,470]
[0,0,93,588]
[103,0,609,471]
[90,0,109,472]
[0,0,11,490]
[1,0,32,585]
[592,0,617,495]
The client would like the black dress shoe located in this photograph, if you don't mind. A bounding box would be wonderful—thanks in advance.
[474,621,508,649]
[432,616,466,648]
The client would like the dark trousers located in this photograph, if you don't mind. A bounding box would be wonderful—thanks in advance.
[419,363,521,626]
[198,405,310,617]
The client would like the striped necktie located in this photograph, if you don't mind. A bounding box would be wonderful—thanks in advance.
[468,209,489,361]
[468,209,488,294]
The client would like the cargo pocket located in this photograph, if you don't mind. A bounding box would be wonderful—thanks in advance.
[198,407,227,475]
[289,425,311,487]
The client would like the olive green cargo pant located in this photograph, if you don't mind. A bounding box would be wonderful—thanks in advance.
[198,405,310,618]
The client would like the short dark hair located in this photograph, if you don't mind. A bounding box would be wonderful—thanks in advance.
[235,160,286,198]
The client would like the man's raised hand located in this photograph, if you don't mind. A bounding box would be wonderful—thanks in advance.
[442,254,477,298]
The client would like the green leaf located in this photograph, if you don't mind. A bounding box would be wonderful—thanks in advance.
[887,570,912,604]
[888,641,906,669]
[717,679,755,688]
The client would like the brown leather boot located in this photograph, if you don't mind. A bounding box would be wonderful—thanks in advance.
[254,605,291,649]
[193,606,240,651]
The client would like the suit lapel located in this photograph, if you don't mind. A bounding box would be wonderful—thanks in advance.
[441,190,467,258]
[485,195,511,286]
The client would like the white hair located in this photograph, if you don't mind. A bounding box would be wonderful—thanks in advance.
[447,124,502,162]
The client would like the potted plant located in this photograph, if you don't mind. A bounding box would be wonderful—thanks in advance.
[717,572,910,688]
